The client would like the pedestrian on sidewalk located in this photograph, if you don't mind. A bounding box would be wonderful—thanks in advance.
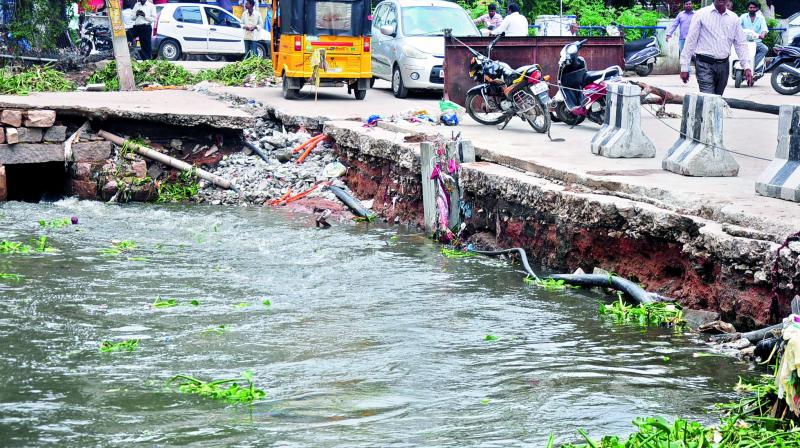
[666,0,695,55]
[680,0,751,95]
[491,3,528,36]
[131,0,156,60]
[740,1,768,69]
[240,0,263,58]
[122,0,135,44]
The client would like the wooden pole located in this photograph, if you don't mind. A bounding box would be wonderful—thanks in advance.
[98,130,239,191]
[106,0,135,91]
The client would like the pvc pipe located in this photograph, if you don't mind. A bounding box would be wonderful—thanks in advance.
[329,185,373,219]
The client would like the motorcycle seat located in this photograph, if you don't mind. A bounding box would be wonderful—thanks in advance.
[623,37,655,54]
[584,67,621,84]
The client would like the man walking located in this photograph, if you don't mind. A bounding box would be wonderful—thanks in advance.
[740,1,768,69]
[131,0,156,59]
[240,0,262,57]
[680,0,751,95]
[473,4,502,33]
[491,3,527,37]
[666,0,695,54]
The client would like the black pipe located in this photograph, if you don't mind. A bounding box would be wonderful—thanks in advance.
[243,140,270,164]
[329,185,374,219]
[469,248,653,304]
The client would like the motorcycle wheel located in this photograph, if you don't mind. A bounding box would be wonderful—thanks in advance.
[522,92,550,134]
[77,38,93,57]
[588,98,606,125]
[634,63,653,77]
[555,101,584,126]
[771,68,800,96]
[735,70,743,88]
[466,90,505,125]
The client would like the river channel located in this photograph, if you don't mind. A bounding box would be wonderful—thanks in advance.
[0,199,752,447]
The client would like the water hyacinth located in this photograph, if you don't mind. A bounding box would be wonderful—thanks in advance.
[169,371,265,404]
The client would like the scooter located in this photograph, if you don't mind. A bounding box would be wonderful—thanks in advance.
[552,38,622,126]
[765,35,800,95]
[77,22,112,57]
[731,32,765,88]
[606,24,660,77]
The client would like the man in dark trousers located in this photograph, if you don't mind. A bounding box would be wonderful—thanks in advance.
[131,0,157,59]
[679,0,751,95]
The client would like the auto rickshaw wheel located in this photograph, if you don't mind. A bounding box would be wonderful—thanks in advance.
[354,89,367,100]
[282,73,300,100]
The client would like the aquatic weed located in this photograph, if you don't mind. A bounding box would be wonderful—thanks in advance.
[484,334,498,341]
[0,236,54,254]
[441,247,476,258]
[262,299,271,307]
[157,170,199,203]
[38,217,70,229]
[0,273,23,281]
[100,339,139,353]
[100,240,136,256]
[152,296,178,308]
[169,370,265,404]
[598,295,686,329]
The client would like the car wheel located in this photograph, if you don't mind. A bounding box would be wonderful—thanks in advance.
[204,54,224,62]
[392,65,409,99]
[255,42,269,58]
[282,73,300,100]
[159,39,182,61]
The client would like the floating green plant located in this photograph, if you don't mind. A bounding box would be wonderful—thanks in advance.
[201,325,226,334]
[441,247,476,258]
[157,170,199,203]
[485,334,498,341]
[169,370,265,404]
[353,214,377,223]
[100,339,139,353]
[599,296,686,328]
[0,236,54,254]
[152,297,178,308]
[262,299,271,307]
[233,302,249,308]
[190,299,200,306]
[100,240,136,256]
[38,217,70,229]
[0,273,22,281]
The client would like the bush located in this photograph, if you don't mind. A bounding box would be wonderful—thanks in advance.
[0,65,75,95]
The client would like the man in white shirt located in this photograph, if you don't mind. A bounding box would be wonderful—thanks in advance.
[490,3,528,37]
[131,0,157,59]
[240,0,262,57]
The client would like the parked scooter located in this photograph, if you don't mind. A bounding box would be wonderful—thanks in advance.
[731,32,765,88]
[606,24,660,76]
[766,35,800,95]
[552,38,622,126]
[458,33,552,134]
[77,22,112,57]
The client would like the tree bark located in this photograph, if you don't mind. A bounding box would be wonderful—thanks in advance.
[631,80,780,115]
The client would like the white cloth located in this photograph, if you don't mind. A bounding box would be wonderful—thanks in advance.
[132,0,157,26]
[240,8,263,41]
[491,12,528,37]
[122,9,134,29]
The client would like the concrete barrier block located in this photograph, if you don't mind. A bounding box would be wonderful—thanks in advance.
[662,93,739,177]
[755,105,800,202]
[590,82,655,158]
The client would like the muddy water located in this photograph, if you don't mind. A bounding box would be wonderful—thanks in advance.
[0,200,750,447]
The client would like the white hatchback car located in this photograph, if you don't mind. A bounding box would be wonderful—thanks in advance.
[152,3,270,60]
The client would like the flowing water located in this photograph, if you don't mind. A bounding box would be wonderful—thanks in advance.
[0,200,752,447]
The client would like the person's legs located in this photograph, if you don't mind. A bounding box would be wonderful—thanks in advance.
[755,42,768,69]
[713,59,729,95]
[695,59,717,94]
[140,24,152,59]
[679,38,685,54]
[244,39,257,57]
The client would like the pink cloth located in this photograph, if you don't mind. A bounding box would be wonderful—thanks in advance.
[680,5,750,72]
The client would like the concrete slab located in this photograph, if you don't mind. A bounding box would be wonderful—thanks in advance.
[214,75,800,239]
[0,91,254,129]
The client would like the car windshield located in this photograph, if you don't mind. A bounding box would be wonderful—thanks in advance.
[401,6,476,36]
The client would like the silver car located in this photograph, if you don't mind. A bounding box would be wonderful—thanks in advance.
[371,0,479,98]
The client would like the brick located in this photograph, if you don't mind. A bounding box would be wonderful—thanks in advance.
[23,110,56,128]
[0,128,5,144]
[5,128,18,144]
[0,143,63,164]
[131,160,147,178]
[73,162,92,180]
[70,179,97,199]
[0,165,6,201]
[43,126,67,142]
[72,141,112,162]
[1,110,22,127]
[17,127,42,143]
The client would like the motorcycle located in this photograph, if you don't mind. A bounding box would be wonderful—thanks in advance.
[460,33,552,134]
[606,24,660,77]
[731,32,765,88]
[766,35,800,95]
[77,22,112,57]
[552,38,622,126]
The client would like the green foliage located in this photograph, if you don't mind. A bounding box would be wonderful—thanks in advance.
[169,371,266,404]
[9,0,67,50]
[100,339,139,353]
[484,334,498,341]
[0,273,23,281]
[152,296,178,308]
[0,236,53,254]
[99,240,136,256]
[90,57,275,91]
[190,299,200,306]
[441,247,477,258]
[0,65,75,95]
[566,0,662,40]
[599,296,686,328]
[614,5,662,40]
[262,299,271,307]
[764,18,781,51]
[38,217,70,229]
[157,170,199,203]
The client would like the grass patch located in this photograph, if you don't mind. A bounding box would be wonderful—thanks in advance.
[100,339,139,353]
[157,170,199,203]
[0,65,75,95]
[169,370,265,404]
[38,217,70,229]
[599,296,685,329]
[99,240,136,256]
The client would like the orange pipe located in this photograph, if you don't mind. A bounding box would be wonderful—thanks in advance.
[296,137,326,165]
[268,188,293,206]
[281,183,321,205]
[291,134,326,154]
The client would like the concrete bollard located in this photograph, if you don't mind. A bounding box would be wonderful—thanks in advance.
[755,105,800,202]
[662,92,739,177]
[590,82,655,158]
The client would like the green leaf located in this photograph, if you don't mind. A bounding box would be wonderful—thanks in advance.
[190,299,200,306]
[262,299,271,307]
[484,334,498,341]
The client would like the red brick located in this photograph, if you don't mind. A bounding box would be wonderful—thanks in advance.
[70,179,97,199]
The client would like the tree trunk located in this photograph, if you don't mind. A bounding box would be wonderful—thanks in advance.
[631,80,780,115]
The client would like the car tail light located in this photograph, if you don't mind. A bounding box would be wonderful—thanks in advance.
[153,13,159,36]
[363,37,370,53]
[294,36,302,51]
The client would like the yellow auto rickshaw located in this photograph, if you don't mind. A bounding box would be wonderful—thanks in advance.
[271,0,372,99]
